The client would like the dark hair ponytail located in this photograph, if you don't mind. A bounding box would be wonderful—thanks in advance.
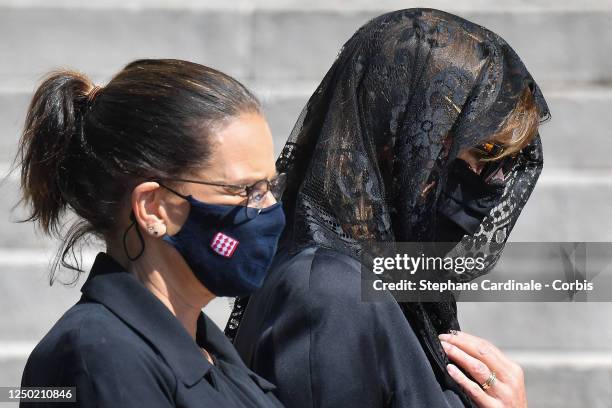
[18,71,94,236]
[14,60,261,284]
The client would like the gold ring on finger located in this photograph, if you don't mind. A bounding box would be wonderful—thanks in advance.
[481,371,496,391]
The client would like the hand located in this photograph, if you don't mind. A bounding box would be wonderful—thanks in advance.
[438,331,527,408]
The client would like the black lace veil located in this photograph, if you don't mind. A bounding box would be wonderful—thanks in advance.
[226,8,550,406]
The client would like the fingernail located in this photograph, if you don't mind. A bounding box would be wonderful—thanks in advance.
[439,334,450,341]
[440,340,451,351]
[447,364,458,375]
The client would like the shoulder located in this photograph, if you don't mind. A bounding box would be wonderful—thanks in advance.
[274,246,361,287]
[32,300,145,354]
[274,246,402,320]
[23,300,173,386]
[268,246,359,300]
[307,246,364,299]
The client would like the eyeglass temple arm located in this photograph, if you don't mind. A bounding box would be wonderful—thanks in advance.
[156,181,190,200]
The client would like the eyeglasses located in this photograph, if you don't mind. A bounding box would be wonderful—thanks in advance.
[155,172,287,219]
[474,142,504,158]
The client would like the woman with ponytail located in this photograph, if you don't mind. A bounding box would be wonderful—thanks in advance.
[17,60,286,407]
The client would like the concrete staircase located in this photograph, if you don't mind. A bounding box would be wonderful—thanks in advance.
[1,1,612,407]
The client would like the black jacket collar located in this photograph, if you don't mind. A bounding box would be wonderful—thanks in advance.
[80,252,214,388]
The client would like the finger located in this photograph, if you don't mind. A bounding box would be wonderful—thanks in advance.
[439,331,504,362]
[439,331,511,381]
[441,341,504,400]
[442,341,508,398]
[446,363,498,408]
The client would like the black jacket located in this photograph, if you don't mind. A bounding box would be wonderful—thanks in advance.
[20,252,284,408]
[233,246,466,408]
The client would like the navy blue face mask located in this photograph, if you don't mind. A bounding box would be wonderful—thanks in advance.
[159,186,286,297]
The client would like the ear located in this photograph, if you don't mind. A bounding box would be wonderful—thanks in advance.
[131,181,168,238]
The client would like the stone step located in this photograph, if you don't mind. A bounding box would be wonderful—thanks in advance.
[459,302,612,350]
[509,177,612,242]
[0,358,29,405]
[1,86,611,168]
[520,357,612,408]
[250,10,612,88]
[2,170,612,249]
[0,7,251,90]
[2,0,611,11]
[0,7,610,90]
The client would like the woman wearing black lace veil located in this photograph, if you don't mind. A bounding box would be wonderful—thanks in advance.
[226,8,549,408]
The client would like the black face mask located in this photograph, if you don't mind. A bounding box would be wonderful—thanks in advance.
[436,158,507,241]
[161,190,287,297]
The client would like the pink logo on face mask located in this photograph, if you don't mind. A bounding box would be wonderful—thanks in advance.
[210,232,239,257]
